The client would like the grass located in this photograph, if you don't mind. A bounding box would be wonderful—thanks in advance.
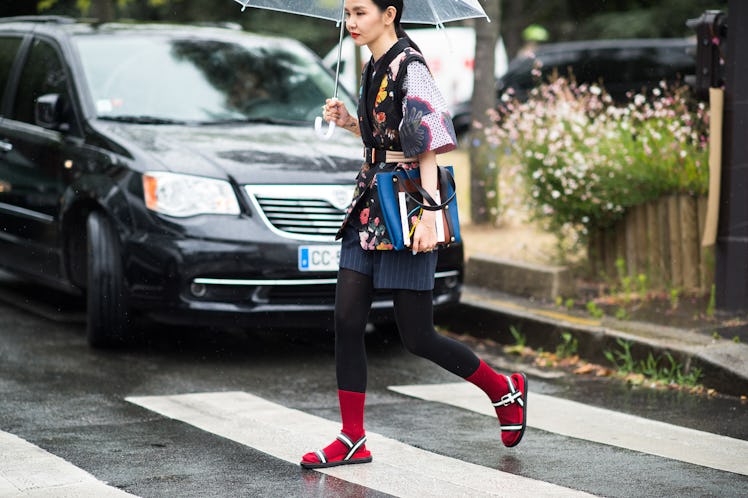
[603,338,703,389]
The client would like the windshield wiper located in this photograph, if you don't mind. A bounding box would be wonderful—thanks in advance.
[98,115,189,125]
[199,117,306,126]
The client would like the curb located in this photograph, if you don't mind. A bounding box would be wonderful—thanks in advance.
[465,254,575,301]
[439,285,748,397]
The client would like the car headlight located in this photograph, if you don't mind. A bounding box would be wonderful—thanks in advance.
[142,172,240,217]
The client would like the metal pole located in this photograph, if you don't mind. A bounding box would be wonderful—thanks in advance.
[716,0,748,311]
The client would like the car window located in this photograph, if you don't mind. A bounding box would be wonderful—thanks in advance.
[0,36,23,111]
[73,33,355,124]
[11,38,71,125]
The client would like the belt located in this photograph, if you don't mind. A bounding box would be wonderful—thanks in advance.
[364,147,418,164]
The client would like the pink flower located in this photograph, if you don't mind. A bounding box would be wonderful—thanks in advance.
[374,217,380,226]
[360,207,370,226]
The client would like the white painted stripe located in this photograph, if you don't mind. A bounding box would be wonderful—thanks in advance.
[389,383,748,476]
[127,391,596,498]
[0,430,135,497]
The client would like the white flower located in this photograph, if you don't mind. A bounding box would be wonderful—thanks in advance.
[551,190,561,199]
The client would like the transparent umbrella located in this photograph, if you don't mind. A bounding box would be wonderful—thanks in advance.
[234,0,489,138]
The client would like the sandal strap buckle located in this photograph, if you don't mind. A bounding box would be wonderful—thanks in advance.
[493,390,523,408]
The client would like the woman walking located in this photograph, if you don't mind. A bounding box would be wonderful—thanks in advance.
[301,0,527,469]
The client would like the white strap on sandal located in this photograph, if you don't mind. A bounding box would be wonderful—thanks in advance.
[492,375,525,408]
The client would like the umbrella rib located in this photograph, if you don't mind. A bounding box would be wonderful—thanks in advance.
[231,0,340,22]
[333,3,346,99]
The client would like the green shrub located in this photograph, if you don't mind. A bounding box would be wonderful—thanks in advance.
[487,77,709,238]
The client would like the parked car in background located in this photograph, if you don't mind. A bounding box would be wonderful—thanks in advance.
[0,17,464,347]
[452,37,695,139]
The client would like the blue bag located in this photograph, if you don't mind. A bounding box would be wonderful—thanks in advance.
[376,166,461,251]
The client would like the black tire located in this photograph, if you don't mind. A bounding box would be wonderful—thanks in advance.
[86,211,131,348]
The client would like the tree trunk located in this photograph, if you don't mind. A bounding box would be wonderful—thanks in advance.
[469,0,501,225]
[91,0,115,22]
[500,0,524,59]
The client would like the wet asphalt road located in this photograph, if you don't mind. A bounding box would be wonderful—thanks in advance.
[0,274,747,497]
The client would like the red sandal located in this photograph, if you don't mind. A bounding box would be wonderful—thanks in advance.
[493,373,528,447]
[300,433,372,469]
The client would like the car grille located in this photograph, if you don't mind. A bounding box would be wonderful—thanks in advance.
[244,184,354,241]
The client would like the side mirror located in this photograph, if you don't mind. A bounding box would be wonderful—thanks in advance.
[35,93,69,131]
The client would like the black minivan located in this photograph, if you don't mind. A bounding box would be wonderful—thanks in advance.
[0,17,463,346]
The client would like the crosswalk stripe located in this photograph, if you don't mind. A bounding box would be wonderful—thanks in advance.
[0,430,134,497]
[127,391,596,498]
[389,383,748,476]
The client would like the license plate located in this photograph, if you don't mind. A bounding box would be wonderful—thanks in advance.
[298,245,341,272]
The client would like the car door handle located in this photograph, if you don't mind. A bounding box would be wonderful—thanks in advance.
[0,140,12,153]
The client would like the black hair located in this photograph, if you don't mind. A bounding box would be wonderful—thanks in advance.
[371,0,423,53]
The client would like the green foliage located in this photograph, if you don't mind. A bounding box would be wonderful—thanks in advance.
[32,0,341,55]
[636,274,648,296]
[586,301,604,319]
[659,353,703,387]
[573,0,725,40]
[639,352,660,378]
[615,307,629,321]
[564,298,575,310]
[604,338,635,373]
[509,325,526,348]
[487,78,709,239]
[503,0,724,46]
[604,339,703,387]
[669,287,681,310]
[706,284,716,318]
[556,332,578,358]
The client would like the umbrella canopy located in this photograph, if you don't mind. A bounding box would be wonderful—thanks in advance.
[234,0,489,25]
[234,0,490,138]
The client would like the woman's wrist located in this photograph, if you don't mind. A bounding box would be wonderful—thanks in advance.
[420,210,437,228]
[343,116,360,136]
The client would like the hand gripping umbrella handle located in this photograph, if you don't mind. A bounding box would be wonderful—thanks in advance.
[314,116,336,139]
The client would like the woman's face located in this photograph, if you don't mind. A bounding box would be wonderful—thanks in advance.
[344,0,391,47]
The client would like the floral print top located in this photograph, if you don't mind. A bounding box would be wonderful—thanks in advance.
[335,40,457,250]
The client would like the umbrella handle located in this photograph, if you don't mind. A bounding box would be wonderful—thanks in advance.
[314,116,336,139]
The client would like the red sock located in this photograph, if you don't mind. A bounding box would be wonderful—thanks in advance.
[338,389,365,440]
[466,360,527,447]
[301,390,369,465]
[465,359,507,400]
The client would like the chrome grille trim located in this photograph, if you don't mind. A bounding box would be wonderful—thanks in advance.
[244,184,354,241]
[192,271,459,287]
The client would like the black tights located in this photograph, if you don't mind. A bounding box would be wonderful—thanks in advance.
[335,268,480,393]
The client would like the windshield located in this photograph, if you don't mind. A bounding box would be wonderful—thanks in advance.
[73,32,354,124]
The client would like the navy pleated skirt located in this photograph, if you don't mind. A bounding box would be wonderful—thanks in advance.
[338,225,438,291]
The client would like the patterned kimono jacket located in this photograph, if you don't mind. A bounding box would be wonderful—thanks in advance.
[335,39,458,250]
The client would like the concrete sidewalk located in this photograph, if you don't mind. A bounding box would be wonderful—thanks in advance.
[452,227,748,398]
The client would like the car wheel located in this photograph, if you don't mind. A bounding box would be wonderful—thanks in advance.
[86,211,131,348]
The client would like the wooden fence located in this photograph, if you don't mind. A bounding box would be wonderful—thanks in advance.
[587,195,714,292]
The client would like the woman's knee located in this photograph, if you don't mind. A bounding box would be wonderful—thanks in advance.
[398,328,438,358]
